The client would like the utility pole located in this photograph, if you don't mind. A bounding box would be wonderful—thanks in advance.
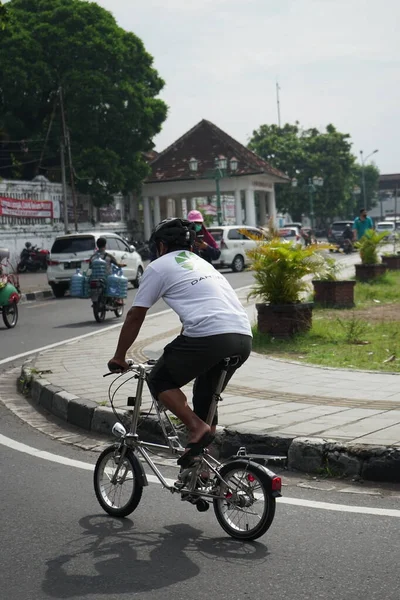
[276,81,281,128]
[59,86,78,232]
[60,141,69,234]
[360,150,367,210]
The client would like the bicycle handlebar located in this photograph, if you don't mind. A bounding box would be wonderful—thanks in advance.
[103,358,157,378]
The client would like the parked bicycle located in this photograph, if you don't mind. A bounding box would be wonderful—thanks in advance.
[94,357,283,541]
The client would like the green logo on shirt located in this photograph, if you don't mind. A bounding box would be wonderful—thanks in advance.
[175,251,214,273]
[175,251,196,270]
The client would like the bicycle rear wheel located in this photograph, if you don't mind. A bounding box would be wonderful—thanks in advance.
[213,461,276,541]
[94,445,143,517]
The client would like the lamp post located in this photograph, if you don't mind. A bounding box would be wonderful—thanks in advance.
[352,185,361,214]
[360,149,378,210]
[291,176,323,231]
[188,155,238,226]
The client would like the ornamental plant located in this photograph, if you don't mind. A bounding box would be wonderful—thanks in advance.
[355,229,389,265]
[242,231,329,305]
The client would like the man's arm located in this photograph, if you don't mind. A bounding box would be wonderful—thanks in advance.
[108,306,148,370]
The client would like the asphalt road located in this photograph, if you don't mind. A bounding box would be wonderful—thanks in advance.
[0,269,256,361]
[1,401,399,600]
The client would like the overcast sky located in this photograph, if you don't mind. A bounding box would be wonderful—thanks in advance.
[97,0,399,173]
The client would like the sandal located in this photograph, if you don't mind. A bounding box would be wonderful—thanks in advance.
[177,432,215,468]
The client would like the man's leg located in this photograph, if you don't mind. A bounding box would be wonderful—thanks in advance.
[157,388,211,445]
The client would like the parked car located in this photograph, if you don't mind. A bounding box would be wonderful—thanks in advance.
[47,232,144,298]
[207,225,265,272]
[283,222,303,229]
[278,226,304,246]
[376,221,396,240]
[327,221,354,244]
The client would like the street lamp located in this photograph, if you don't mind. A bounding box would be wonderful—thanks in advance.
[291,176,323,230]
[188,155,238,225]
[360,149,378,210]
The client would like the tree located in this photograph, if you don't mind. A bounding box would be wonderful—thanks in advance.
[352,163,380,213]
[0,2,8,30]
[0,0,167,205]
[249,123,360,224]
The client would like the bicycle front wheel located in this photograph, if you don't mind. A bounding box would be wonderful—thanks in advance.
[94,445,143,517]
[213,461,276,541]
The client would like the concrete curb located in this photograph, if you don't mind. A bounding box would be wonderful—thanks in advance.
[20,290,53,303]
[18,365,400,483]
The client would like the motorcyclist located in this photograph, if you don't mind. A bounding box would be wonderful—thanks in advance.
[187,210,221,263]
[90,237,126,271]
[342,224,353,249]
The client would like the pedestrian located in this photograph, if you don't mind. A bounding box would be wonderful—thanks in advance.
[107,218,252,467]
[353,209,374,241]
[187,209,221,263]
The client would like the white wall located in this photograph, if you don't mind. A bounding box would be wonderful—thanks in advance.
[0,177,131,263]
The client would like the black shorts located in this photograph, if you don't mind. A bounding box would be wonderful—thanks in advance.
[147,333,252,425]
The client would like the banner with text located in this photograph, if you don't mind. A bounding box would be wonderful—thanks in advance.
[0,197,53,219]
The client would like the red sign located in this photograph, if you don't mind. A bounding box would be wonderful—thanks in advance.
[0,197,53,219]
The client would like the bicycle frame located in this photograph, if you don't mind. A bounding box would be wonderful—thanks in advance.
[109,359,251,499]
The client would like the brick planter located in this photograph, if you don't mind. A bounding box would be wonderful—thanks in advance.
[355,263,387,282]
[380,255,400,270]
[312,280,355,308]
[256,303,313,339]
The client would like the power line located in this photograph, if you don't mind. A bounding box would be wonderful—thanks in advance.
[0,137,59,144]
[0,158,51,170]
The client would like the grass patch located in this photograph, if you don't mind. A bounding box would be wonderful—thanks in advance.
[252,271,400,372]
[354,271,400,307]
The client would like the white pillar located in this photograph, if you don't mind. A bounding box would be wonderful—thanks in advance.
[267,187,277,226]
[190,198,197,210]
[175,197,183,218]
[167,198,174,218]
[182,198,188,219]
[234,189,242,225]
[143,196,152,241]
[245,188,257,226]
[153,195,161,226]
[259,192,267,226]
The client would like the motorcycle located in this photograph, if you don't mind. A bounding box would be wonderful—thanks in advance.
[329,238,353,254]
[0,249,20,329]
[342,238,353,254]
[17,242,50,273]
[89,278,124,323]
[132,240,152,261]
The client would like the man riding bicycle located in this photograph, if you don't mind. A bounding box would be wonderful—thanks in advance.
[108,218,252,467]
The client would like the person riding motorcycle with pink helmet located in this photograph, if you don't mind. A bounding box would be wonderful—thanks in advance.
[187,209,221,263]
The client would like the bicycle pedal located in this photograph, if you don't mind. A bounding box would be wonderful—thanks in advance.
[180,492,197,504]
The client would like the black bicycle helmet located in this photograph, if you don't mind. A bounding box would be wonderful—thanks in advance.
[150,218,196,249]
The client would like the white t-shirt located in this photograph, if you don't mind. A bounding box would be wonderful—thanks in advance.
[133,251,252,338]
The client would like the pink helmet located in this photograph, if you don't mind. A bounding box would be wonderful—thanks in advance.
[187,209,204,223]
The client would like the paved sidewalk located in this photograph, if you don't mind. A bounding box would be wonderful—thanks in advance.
[29,284,400,448]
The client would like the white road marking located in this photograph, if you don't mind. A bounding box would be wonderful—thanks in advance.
[25,302,52,309]
[0,307,171,366]
[1,433,399,519]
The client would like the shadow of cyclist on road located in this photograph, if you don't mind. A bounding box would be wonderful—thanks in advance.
[42,515,269,598]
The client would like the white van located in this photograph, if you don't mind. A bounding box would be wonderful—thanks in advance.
[47,231,144,297]
[376,221,396,240]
